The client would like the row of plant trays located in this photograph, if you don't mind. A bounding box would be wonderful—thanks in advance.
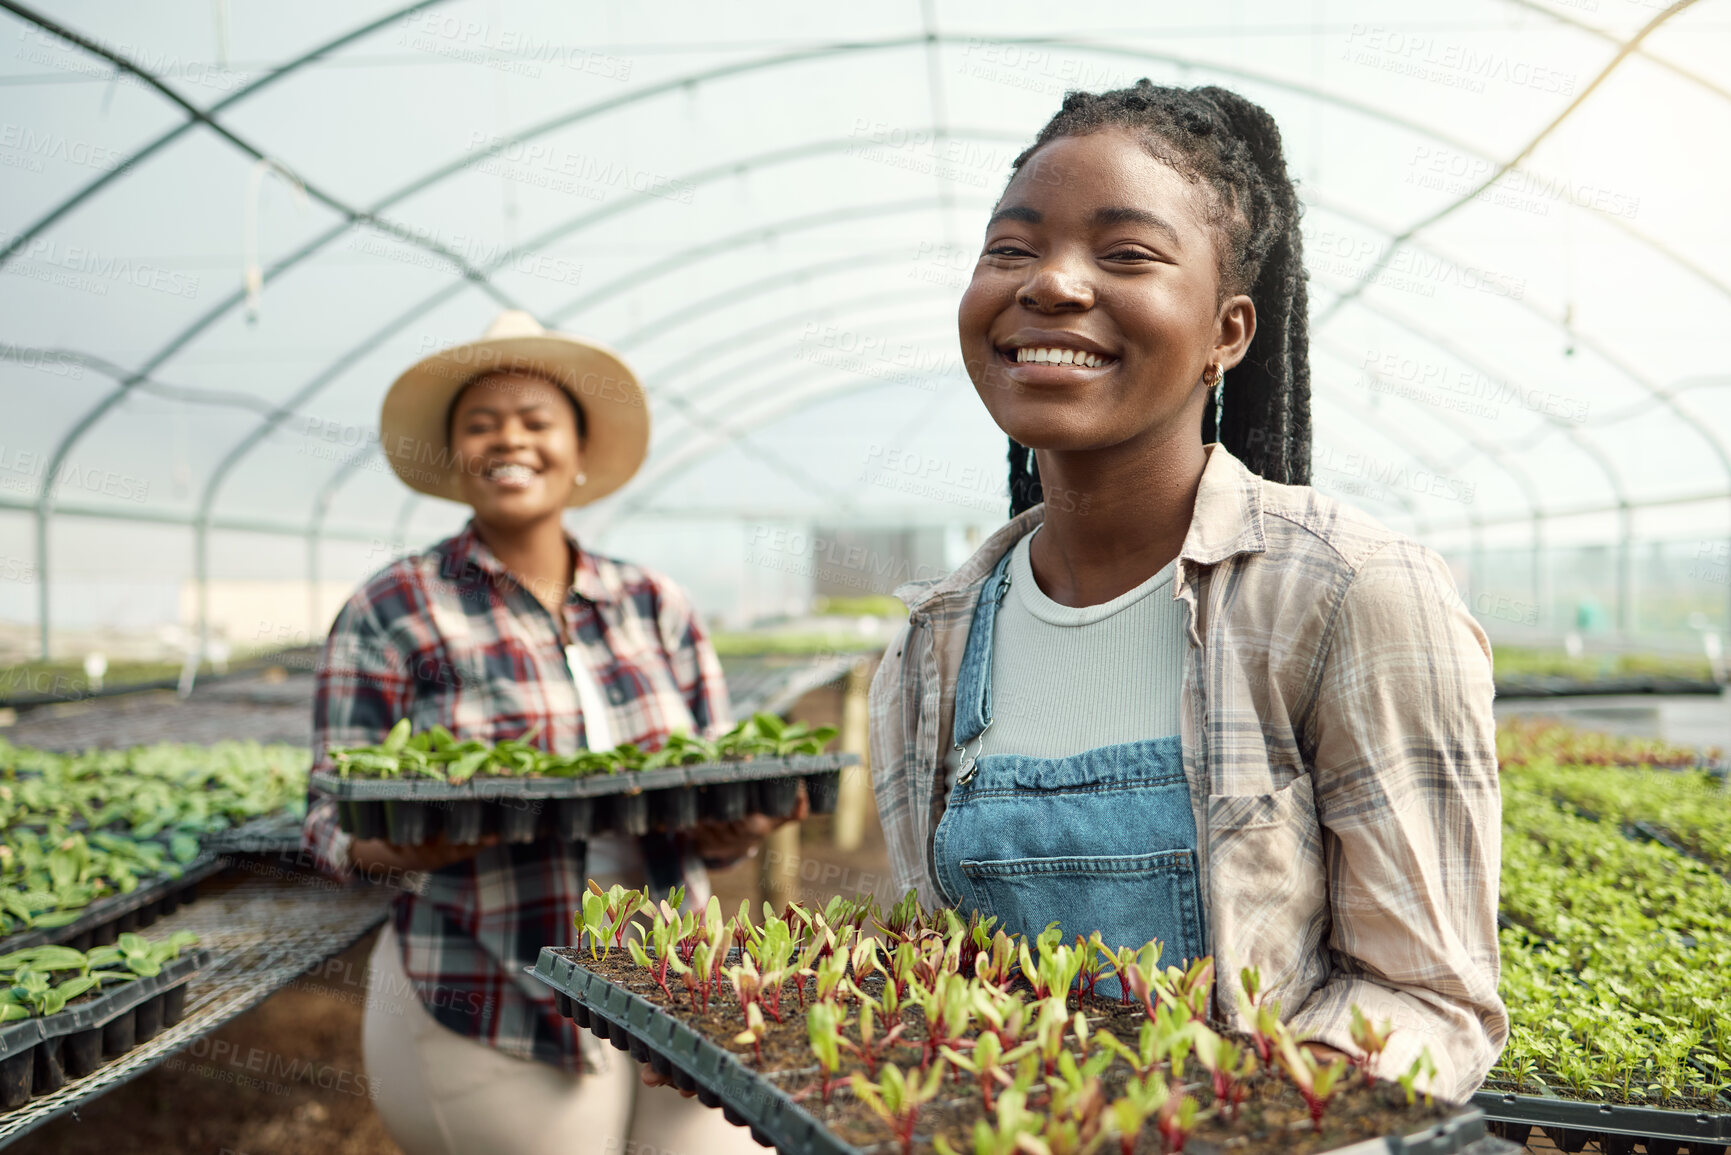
[1490,789,1731,1151]
[1474,1088,1730,1153]
[0,948,208,1112]
[312,754,854,846]
[529,948,1515,1155]
[0,855,225,957]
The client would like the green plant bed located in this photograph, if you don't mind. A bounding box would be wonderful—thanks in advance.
[0,739,308,941]
[0,933,205,1112]
[537,884,1495,1155]
[1491,785,1731,1112]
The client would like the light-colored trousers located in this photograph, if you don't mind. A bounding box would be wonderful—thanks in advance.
[363,924,763,1155]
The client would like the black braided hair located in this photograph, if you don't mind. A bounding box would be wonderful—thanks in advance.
[1004,80,1311,517]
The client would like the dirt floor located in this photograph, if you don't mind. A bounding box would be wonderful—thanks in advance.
[5,674,892,1155]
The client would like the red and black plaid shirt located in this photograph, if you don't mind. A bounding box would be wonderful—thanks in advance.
[301,521,730,1069]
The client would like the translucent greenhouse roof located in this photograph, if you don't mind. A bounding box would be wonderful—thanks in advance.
[2,0,1730,646]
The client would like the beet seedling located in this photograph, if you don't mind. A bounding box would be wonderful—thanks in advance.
[932,1083,1042,1155]
[912,971,974,1071]
[940,1029,1037,1111]
[1397,1048,1440,1107]
[1275,1029,1352,1133]
[972,929,1017,991]
[1189,1021,1255,1120]
[807,1001,846,1103]
[734,1000,767,1064]
[578,880,648,960]
[1102,1071,1170,1155]
[812,949,849,1003]
[849,1061,945,1155]
[1349,1005,1395,1077]
[841,998,907,1078]
[1155,1085,1202,1154]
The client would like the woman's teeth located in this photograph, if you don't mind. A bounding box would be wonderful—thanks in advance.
[487,464,536,486]
[1014,347,1110,367]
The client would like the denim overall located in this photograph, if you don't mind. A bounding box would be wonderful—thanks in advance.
[930,547,1207,995]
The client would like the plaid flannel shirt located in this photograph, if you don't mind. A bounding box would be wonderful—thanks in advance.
[868,445,1507,1101]
[302,521,730,1069]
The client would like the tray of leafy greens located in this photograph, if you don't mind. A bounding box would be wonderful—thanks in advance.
[0,933,206,1112]
[311,714,852,846]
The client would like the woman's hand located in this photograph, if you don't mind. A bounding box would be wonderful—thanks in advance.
[349,833,498,879]
[690,789,810,866]
[639,1063,697,1096]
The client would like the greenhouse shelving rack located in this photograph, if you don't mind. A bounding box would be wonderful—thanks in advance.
[312,753,855,846]
[0,949,208,1113]
[528,947,1521,1155]
[0,855,227,956]
[1473,1088,1731,1152]
[0,867,392,1147]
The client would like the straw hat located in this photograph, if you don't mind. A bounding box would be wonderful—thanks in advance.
[379,310,649,507]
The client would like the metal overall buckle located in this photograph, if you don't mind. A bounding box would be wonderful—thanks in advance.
[954,718,991,785]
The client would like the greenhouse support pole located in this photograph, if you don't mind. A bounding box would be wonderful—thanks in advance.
[34,506,48,661]
[307,528,320,649]
[1617,502,1634,637]
[1532,513,1549,637]
[194,515,210,665]
[831,657,873,853]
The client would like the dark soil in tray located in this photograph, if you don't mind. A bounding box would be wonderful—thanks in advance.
[563,948,1463,1154]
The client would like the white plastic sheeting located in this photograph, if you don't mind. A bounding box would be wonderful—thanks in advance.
[1,1,1727,651]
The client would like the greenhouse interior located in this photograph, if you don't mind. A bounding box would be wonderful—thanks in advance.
[1,1,1728,1153]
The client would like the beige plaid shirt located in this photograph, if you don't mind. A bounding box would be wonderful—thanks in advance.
[868,444,1506,1100]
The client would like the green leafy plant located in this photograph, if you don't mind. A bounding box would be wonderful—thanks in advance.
[850,1061,945,1155]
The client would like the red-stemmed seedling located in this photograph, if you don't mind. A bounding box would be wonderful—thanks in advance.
[1275,1027,1352,1134]
[912,971,974,1072]
[1349,1005,1395,1078]
[849,1062,945,1155]
[807,1001,846,1104]
[940,1030,1037,1111]
[840,997,907,1078]
[1189,1021,1255,1121]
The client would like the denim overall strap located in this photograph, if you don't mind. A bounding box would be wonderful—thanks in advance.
[931,542,1207,984]
[951,545,1015,755]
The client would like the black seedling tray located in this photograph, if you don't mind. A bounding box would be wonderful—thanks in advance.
[1473,1088,1731,1152]
[529,948,1510,1155]
[0,948,208,1113]
[313,754,855,847]
[0,855,226,957]
[199,811,307,856]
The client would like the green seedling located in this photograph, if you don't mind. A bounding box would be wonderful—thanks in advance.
[849,1061,944,1155]
[841,998,906,1078]
[1190,1021,1255,1120]
[940,1028,1036,1111]
[1276,1029,1352,1134]
[1397,1048,1440,1108]
[807,1001,846,1103]
[1349,1005,1395,1077]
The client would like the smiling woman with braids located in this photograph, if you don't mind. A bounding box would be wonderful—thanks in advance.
[869,82,1506,1099]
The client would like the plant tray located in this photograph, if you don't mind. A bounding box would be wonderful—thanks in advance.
[1473,1088,1731,1151]
[0,948,209,1113]
[0,855,226,957]
[529,949,1514,1155]
[312,754,856,847]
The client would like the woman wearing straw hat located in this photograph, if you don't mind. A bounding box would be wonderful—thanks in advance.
[301,311,794,1155]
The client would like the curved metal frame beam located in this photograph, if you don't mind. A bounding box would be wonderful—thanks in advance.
[1316,0,1701,325]
[18,22,1727,651]
[0,1,517,302]
[1303,191,1731,492]
[45,27,1731,521]
[188,196,985,642]
[0,1,446,267]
